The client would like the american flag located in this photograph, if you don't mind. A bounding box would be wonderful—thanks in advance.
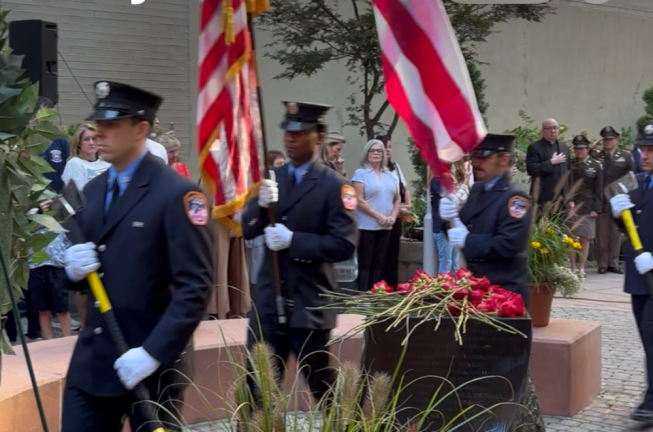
[197,0,267,235]
[372,0,487,184]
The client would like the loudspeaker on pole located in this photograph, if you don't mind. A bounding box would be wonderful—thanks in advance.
[9,20,59,105]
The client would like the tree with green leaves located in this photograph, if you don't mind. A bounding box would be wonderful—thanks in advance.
[0,8,67,375]
[258,0,552,141]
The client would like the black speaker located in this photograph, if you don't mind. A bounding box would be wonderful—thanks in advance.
[9,20,58,105]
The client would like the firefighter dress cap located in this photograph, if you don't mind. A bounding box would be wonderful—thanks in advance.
[87,81,163,124]
[600,126,620,139]
[572,135,591,148]
[472,133,515,158]
[280,101,331,132]
[639,123,653,146]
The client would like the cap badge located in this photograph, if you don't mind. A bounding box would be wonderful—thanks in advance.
[96,82,110,99]
[137,110,145,116]
[645,125,653,135]
[287,102,298,115]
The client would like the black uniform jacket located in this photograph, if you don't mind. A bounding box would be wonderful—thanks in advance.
[526,138,571,205]
[65,153,214,397]
[590,148,635,213]
[243,160,357,331]
[614,173,653,295]
[571,157,603,215]
[460,173,532,305]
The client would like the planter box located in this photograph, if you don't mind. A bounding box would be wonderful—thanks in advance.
[361,317,532,432]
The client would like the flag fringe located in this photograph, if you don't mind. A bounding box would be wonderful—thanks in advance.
[212,182,261,235]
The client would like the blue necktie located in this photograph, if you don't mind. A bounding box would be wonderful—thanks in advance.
[647,175,653,190]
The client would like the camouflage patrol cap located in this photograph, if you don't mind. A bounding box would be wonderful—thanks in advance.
[600,126,619,139]
[572,135,591,148]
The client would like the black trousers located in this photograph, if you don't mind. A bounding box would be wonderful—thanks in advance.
[247,322,334,405]
[632,294,653,409]
[381,219,403,289]
[356,229,392,292]
[61,381,187,432]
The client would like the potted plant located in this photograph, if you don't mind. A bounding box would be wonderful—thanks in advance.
[527,200,581,327]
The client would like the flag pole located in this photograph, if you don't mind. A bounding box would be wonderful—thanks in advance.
[247,12,286,324]
[423,168,436,276]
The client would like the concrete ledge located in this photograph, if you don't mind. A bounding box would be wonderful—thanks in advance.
[529,319,602,417]
[0,315,602,430]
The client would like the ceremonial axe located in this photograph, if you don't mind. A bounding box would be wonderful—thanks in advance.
[606,172,653,295]
[51,181,168,432]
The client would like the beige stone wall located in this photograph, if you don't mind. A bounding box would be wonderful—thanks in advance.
[5,0,194,165]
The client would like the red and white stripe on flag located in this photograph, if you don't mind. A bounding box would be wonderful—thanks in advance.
[372,0,487,185]
[197,0,266,235]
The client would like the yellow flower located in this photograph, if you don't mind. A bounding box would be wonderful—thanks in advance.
[540,248,549,254]
[563,237,574,245]
[547,228,554,235]
[531,241,541,249]
[573,242,581,250]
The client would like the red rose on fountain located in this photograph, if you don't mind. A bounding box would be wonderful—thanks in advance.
[472,276,491,292]
[410,269,430,283]
[397,283,414,295]
[453,287,469,300]
[477,298,499,313]
[468,289,485,305]
[371,281,393,294]
[454,268,472,280]
[448,302,462,316]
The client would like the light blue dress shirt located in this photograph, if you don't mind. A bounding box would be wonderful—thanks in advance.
[287,159,314,184]
[104,148,148,213]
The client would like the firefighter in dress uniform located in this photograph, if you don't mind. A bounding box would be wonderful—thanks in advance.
[242,101,358,404]
[439,133,533,306]
[609,123,653,423]
[591,126,635,274]
[569,135,603,279]
[61,81,213,432]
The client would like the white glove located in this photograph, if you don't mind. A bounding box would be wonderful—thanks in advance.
[113,347,161,390]
[264,223,293,251]
[64,242,101,282]
[258,171,278,208]
[635,252,653,275]
[610,194,634,219]
[439,197,458,222]
[448,225,469,249]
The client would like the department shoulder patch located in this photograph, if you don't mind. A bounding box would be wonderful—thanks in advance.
[508,195,530,219]
[184,191,209,226]
[341,184,357,210]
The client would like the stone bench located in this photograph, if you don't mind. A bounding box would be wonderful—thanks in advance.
[530,319,602,417]
[0,315,602,431]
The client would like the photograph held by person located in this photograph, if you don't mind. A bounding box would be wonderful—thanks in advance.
[60,81,213,432]
[378,135,411,288]
[526,118,572,207]
[242,101,357,407]
[608,123,653,423]
[569,135,603,279]
[319,131,347,177]
[440,133,532,306]
[591,126,635,274]
[156,133,190,178]
[352,139,400,291]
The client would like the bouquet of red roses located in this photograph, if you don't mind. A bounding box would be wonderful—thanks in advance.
[320,269,528,346]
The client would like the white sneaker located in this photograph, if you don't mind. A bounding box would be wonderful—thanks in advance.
[71,318,81,331]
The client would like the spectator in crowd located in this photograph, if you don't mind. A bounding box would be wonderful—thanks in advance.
[590,126,635,274]
[319,132,346,176]
[145,117,169,163]
[246,150,287,294]
[27,201,73,339]
[526,118,571,206]
[62,124,111,191]
[378,135,411,288]
[266,150,286,168]
[352,139,400,291]
[569,135,603,279]
[156,134,190,178]
[34,97,70,194]
[62,123,111,330]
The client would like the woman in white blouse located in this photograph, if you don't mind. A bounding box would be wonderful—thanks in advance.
[352,139,400,292]
[62,123,111,191]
